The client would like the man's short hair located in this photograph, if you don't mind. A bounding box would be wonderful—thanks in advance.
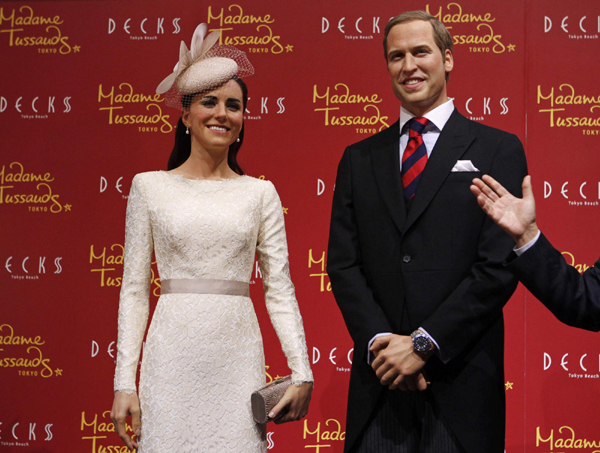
[383,11,453,59]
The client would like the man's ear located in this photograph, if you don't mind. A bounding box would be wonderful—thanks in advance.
[444,49,454,74]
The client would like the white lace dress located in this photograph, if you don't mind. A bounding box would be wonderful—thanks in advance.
[113,171,313,453]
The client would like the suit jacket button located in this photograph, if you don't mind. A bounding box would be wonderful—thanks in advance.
[403,255,411,263]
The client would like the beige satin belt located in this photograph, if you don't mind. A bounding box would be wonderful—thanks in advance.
[161,278,250,297]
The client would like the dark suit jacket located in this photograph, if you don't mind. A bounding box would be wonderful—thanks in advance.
[506,233,600,331]
[327,110,528,452]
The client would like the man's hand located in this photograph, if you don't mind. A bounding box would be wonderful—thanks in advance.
[470,175,539,248]
[370,334,428,391]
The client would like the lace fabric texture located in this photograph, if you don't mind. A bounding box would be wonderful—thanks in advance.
[113,172,313,452]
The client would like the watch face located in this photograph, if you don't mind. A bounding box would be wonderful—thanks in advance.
[413,336,431,353]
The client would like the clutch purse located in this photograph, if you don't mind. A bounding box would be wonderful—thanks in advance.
[251,375,292,423]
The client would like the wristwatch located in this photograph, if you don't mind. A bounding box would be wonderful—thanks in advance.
[411,329,434,357]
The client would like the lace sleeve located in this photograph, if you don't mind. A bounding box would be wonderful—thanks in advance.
[256,181,313,385]
[113,174,154,393]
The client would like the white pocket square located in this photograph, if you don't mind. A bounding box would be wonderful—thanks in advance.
[451,160,480,172]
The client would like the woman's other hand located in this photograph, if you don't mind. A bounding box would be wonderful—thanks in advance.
[269,381,313,424]
[110,390,141,451]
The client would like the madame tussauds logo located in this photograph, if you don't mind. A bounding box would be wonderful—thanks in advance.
[0,5,80,54]
[98,83,173,134]
[312,83,390,135]
[207,4,291,54]
[303,418,345,451]
[536,426,600,450]
[0,162,69,213]
[89,243,161,294]
[81,411,136,452]
[426,3,515,54]
[537,84,600,134]
[0,324,61,378]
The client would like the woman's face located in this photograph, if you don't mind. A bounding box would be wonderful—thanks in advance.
[182,79,244,153]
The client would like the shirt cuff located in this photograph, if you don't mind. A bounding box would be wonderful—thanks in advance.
[418,327,449,364]
[514,230,541,256]
[367,332,392,365]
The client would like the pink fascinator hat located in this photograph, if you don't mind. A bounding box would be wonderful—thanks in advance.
[156,23,254,109]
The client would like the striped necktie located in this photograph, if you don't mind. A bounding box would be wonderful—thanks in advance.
[401,117,429,199]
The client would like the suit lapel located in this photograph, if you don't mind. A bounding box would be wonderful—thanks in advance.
[370,122,407,234]
[403,110,475,233]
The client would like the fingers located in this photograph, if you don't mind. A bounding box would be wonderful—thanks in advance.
[416,372,428,391]
[269,395,290,421]
[111,411,135,451]
[522,175,534,202]
[388,371,429,391]
[473,177,500,201]
[131,406,141,449]
[272,385,312,424]
[111,392,141,451]
[481,174,509,197]
[370,335,392,354]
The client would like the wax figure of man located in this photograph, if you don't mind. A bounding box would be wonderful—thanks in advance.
[471,175,600,331]
[327,11,528,453]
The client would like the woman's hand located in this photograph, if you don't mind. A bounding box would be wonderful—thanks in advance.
[110,390,141,451]
[269,381,313,424]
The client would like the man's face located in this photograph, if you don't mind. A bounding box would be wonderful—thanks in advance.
[386,20,453,117]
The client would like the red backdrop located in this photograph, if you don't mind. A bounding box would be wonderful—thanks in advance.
[1,0,599,451]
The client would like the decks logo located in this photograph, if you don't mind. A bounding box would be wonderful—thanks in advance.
[537,84,600,134]
[0,420,54,448]
[0,324,62,378]
[4,255,63,280]
[456,96,510,122]
[312,83,390,135]
[321,14,383,40]
[97,83,174,134]
[544,14,600,40]
[543,351,600,379]
[0,5,80,54]
[0,162,70,214]
[207,4,292,55]
[0,95,72,119]
[99,176,127,199]
[245,95,286,121]
[312,346,353,374]
[107,16,181,41]
[542,180,600,207]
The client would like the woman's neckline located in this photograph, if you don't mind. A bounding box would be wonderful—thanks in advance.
[162,170,246,182]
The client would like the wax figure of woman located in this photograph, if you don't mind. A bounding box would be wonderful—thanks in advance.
[110,24,313,452]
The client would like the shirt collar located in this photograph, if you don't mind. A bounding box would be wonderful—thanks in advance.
[399,99,455,135]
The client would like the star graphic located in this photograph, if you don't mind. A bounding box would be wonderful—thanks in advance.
[73,45,81,53]
[282,207,289,214]
[54,368,63,376]
[64,204,72,212]
[285,44,293,53]
[505,381,513,390]
[507,44,516,52]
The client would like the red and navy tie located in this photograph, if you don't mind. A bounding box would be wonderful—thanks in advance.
[401,117,429,199]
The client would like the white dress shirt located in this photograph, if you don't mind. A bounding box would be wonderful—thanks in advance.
[368,100,456,364]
